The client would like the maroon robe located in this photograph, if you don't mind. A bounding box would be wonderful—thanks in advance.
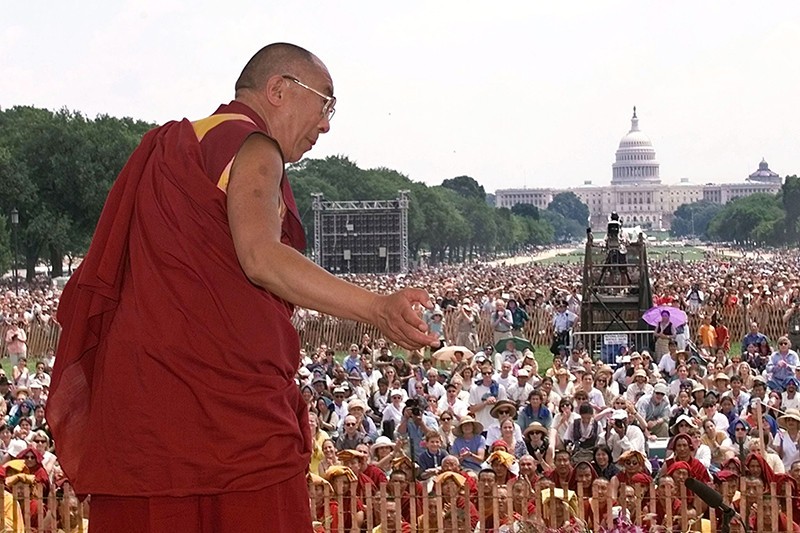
[49,102,311,530]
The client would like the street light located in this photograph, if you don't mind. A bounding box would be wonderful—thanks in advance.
[10,208,18,296]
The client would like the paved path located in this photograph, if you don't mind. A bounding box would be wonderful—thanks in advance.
[486,246,580,267]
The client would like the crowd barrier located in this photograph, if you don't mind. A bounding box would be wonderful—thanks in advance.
[294,302,794,355]
[0,483,86,533]
[0,321,59,361]
[309,478,797,532]
[0,301,794,359]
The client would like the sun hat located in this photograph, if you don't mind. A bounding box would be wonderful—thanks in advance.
[489,400,518,419]
[371,436,394,455]
[453,416,484,437]
[778,408,800,429]
[523,422,547,437]
[347,399,367,412]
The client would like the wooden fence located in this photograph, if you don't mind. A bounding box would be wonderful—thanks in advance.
[0,301,792,360]
[0,483,87,533]
[0,321,59,361]
[309,478,797,532]
[295,302,794,354]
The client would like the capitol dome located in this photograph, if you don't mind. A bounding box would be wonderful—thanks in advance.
[611,107,661,185]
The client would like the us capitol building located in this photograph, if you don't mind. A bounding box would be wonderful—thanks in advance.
[495,107,782,230]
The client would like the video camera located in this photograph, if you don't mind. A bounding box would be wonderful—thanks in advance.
[405,398,422,417]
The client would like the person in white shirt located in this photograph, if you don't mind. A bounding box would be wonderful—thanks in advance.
[507,368,535,409]
[700,398,729,432]
[600,409,647,464]
[438,382,470,421]
[425,368,446,400]
[658,341,679,379]
[495,361,518,392]
[625,369,653,404]
[774,408,800,472]
[782,378,800,410]
[468,362,508,431]
[578,373,606,413]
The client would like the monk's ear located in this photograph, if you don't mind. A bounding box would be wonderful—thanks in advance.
[265,75,286,107]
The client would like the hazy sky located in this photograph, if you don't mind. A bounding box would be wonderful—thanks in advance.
[3,1,799,193]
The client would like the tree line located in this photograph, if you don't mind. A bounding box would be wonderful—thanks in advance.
[0,105,591,276]
[288,156,589,264]
[0,106,155,278]
[670,176,800,246]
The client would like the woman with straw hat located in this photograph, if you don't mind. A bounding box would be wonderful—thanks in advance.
[775,408,800,471]
[452,417,485,472]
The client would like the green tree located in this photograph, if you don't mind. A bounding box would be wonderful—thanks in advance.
[441,175,486,202]
[707,193,783,245]
[781,175,800,243]
[0,106,153,279]
[540,209,583,242]
[547,192,589,226]
[670,201,723,239]
[510,203,540,220]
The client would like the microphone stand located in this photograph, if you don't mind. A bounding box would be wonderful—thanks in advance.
[720,506,750,533]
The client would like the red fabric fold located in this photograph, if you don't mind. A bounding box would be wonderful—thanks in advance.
[49,107,310,497]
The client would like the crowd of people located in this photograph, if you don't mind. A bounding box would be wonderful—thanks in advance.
[3,248,800,531]
[299,248,800,532]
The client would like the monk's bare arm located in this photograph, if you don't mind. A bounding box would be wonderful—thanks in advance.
[227,134,437,350]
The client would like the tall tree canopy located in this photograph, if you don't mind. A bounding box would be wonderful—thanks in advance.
[547,191,590,226]
[0,106,154,279]
[670,200,723,239]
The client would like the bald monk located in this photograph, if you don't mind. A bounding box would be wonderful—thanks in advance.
[49,43,438,533]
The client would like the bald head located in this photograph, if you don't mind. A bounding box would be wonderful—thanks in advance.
[235,43,317,94]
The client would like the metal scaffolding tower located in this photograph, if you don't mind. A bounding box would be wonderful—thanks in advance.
[311,191,410,274]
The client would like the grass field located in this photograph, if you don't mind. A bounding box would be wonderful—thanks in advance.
[534,245,708,265]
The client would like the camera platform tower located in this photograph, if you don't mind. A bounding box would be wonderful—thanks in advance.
[580,227,652,333]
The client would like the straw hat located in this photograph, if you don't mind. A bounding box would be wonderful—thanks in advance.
[778,408,800,429]
[633,369,648,380]
[714,372,730,382]
[453,416,484,437]
[347,399,367,413]
[523,422,548,438]
[489,400,518,419]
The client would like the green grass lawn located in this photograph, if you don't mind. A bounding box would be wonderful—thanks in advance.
[535,245,708,266]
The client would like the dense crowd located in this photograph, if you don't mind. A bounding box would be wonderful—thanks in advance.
[300,248,800,532]
[3,249,800,530]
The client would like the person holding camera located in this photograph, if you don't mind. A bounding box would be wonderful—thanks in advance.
[785,300,800,349]
[602,409,646,465]
[4,320,27,366]
[396,397,438,461]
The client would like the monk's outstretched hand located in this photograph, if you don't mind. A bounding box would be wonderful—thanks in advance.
[370,288,440,350]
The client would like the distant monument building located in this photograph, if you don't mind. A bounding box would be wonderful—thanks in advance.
[495,108,783,230]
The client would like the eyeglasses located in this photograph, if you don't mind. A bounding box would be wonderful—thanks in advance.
[735,427,747,432]
[624,460,639,466]
[780,342,789,345]
[440,417,452,422]
[344,422,357,427]
[23,455,35,460]
[497,410,511,415]
[481,372,493,376]
[33,439,47,443]
[282,75,336,121]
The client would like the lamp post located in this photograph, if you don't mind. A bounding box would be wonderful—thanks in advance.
[10,208,19,296]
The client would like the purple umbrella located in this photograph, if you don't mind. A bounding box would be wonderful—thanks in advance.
[642,305,688,329]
